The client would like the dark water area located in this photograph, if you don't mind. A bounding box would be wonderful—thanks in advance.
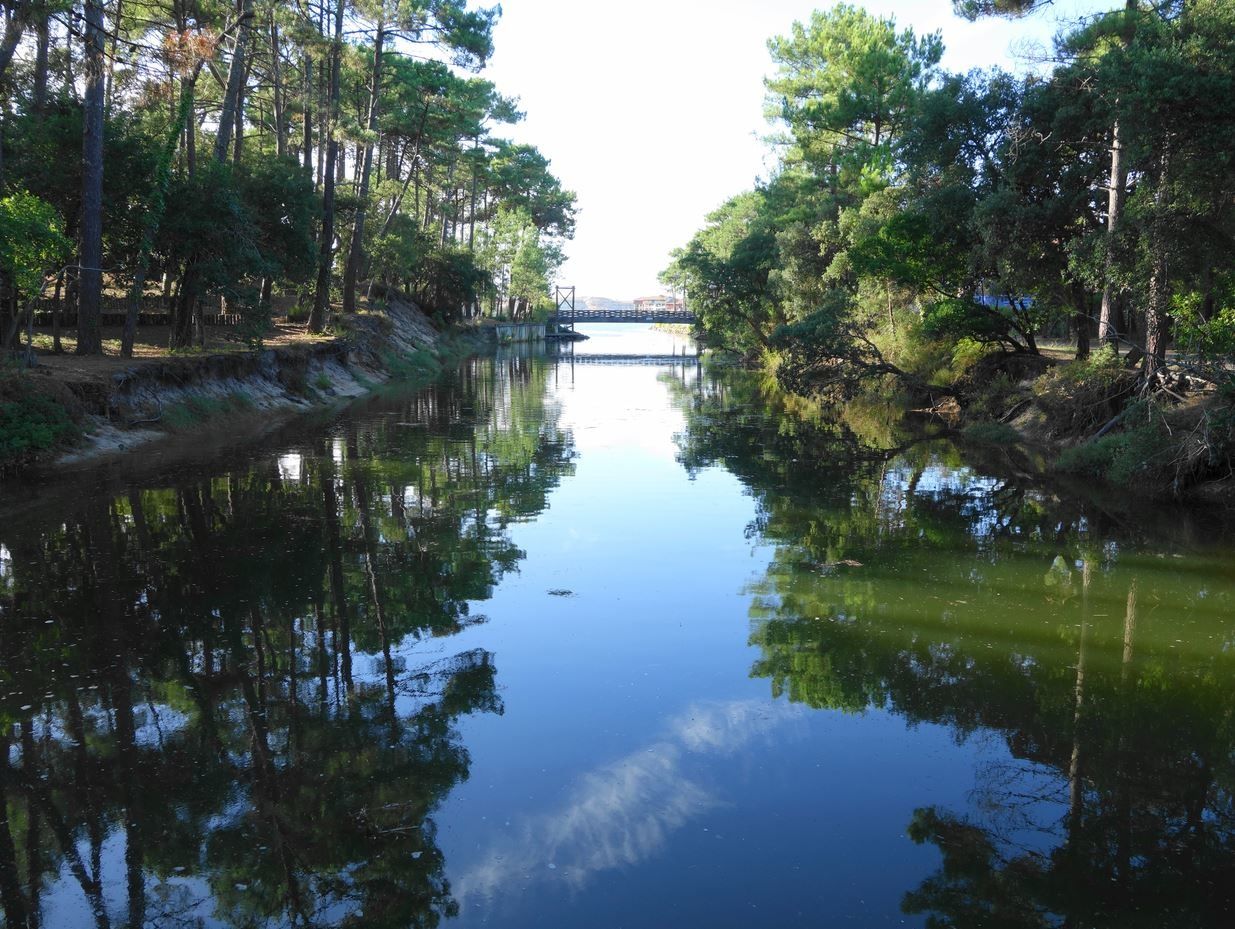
[2,325,1234,928]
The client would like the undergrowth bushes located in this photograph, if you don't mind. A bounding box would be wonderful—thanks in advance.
[1056,397,1235,492]
[0,372,80,469]
[1033,346,1135,437]
[1056,401,1175,485]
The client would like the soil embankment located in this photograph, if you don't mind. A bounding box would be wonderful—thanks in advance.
[5,298,452,473]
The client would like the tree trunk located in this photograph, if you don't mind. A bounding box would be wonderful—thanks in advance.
[76,0,106,356]
[104,0,123,113]
[170,265,197,349]
[0,4,29,88]
[308,0,345,333]
[1097,0,1138,346]
[1144,145,1171,380]
[33,12,48,117]
[123,76,197,357]
[269,12,285,158]
[1073,283,1090,360]
[342,17,385,315]
[214,0,254,162]
[302,54,312,176]
[232,58,250,165]
[377,101,430,238]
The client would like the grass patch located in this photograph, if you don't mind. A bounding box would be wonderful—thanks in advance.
[313,372,334,392]
[0,372,81,469]
[1055,401,1175,487]
[161,390,254,431]
[382,346,442,382]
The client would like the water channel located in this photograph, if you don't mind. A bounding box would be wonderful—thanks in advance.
[2,324,1234,927]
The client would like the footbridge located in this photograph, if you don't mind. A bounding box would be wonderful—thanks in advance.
[550,286,695,326]
[549,307,697,324]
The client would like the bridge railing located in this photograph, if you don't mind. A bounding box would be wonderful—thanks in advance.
[547,309,696,324]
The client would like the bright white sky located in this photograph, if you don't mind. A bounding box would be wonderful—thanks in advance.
[482,0,1111,300]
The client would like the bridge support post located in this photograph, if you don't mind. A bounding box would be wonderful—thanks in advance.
[554,285,576,333]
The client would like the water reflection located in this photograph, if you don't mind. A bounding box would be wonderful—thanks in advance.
[0,357,572,928]
[4,352,1235,928]
[674,366,1235,927]
[455,700,802,904]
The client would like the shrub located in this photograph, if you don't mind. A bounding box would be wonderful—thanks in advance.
[965,372,1022,422]
[0,375,79,469]
[1056,400,1174,486]
[950,337,995,377]
[381,348,441,382]
[1033,346,1135,437]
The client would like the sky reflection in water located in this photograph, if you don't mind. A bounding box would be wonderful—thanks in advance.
[2,325,1235,928]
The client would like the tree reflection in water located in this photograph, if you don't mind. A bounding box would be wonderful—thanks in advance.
[672,366,1235,928]
[0,356,573,929]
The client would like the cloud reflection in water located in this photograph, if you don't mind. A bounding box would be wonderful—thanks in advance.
[455,699,802,905]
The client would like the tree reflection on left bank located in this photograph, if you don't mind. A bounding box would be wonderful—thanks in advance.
[0,356,573,928]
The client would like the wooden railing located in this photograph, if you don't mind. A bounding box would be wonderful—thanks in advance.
[548,308,696,324]
[28,294,300,328]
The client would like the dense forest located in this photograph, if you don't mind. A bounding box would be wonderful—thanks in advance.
[0,0,575,356]
[665,0,1235,494]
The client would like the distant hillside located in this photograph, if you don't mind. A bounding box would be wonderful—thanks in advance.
[578,296,634,314]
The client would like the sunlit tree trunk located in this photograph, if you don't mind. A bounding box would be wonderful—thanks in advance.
[1144,145,1171,379]
[214,0,255,162]
[343,15,385,315]
[1098,0,1139,347]
[309,0,345,333]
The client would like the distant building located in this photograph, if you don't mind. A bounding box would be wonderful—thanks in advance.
[633,294,686,313]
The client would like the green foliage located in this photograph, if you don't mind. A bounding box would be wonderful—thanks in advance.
[767,4,943,174]
[162,391,255,431]
[950,337,995,375]
[921,297,1042,353]
[237,157,317,286]
[963,371,1021,421]
[0,375,79,468]
[0,190,71,295]
[1056,404,1175,486]
[871,317,955,386]
[1033,346,1136,436]
[668,0,1235,433]
[665,190,779,355]
[381,347,442,383]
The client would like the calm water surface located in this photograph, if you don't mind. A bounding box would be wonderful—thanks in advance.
[2,324,1234,928]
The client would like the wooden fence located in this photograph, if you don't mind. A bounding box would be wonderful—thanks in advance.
[29,294,300,328]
